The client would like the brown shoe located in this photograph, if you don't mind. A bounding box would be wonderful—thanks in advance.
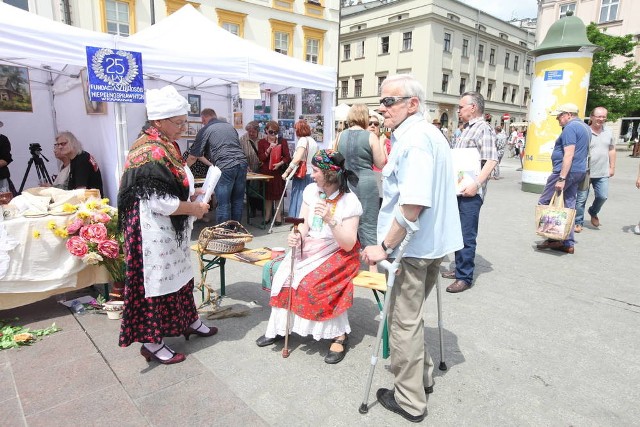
[590,215,600,227]
[536,240,564,250]
[441,270,456,279]
[446,280,471,293]
[551,245,574,254]
[574,225,583,233]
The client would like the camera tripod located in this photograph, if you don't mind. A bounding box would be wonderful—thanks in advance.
[19,150,52,193]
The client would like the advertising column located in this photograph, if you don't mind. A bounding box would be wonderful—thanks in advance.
[522,12,600,193]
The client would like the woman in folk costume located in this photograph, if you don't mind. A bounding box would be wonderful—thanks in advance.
[118,85,216,365]
[256,149,362,364]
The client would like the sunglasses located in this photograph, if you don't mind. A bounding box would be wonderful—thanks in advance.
[379,96,411,107]
[267,130,278,135]
[53,141,68,148]
[368,121,380,127]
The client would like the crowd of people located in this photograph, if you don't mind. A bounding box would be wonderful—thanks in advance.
[5,73,640,422]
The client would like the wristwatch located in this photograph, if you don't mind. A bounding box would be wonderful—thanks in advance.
[381,241,394,255]
[558,177,566,182]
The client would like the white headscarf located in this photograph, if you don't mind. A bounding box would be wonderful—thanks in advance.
[145,86,189,120]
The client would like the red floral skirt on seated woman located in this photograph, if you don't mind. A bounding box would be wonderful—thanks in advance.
[118,201,199,347]
[269,242,361,322]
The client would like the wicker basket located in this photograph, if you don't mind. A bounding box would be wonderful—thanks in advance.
[197,220,253,254]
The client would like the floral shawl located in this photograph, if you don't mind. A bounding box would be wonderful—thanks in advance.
[118,127,190,244]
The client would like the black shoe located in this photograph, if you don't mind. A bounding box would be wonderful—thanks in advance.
[255,334,284,347]
[376,388,426,423]
[324,335,348,364]
[425,383,434,394]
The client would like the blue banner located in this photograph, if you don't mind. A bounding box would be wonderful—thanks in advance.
[86,46,144,103]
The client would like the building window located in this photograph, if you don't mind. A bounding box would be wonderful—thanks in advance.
[402,32,412,51]
[270,19,295,56]
[5,0,28,11]
[489,48,496,65]
[599,0,618,23]
[505,52,510,69]
[502,86,508,102]
[217,9,245,37]
[499,33,508,40]
[513,55,519,72]
[524,88,530,104]
[444,33,451,53]
[354,79,362,97]
[341,80,348,98]
[303,26,325,64]
[511,87,517,103]
[526,58,531,74]
[487,82,493,100]
[478,44,485,62]
[462,39,469,57]
[377,75,386,95]
[442,74,449,93]
[560,2,576,19]
[380,36,390,54]
[104,0,135,36]
[476,80,482,93]
[355,40,365,58]
[459,77,466,95]
[343,44,351,60]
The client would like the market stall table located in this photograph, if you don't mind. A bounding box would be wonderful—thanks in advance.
[0,215,109,310]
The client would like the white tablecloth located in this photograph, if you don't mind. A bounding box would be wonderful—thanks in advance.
[0,215,110,309]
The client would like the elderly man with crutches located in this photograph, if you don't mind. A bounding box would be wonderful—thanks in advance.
[361,74,463,423]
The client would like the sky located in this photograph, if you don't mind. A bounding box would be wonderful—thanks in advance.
[454,0,538,21]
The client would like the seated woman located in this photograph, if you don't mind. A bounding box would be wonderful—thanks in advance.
[52,131,103,196]
[256,149,361,364]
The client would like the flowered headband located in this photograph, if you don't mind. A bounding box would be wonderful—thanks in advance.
[312,149,343,172]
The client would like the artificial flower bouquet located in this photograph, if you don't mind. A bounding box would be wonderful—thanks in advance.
[49,198,125,283]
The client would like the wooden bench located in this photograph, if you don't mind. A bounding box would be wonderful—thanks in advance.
[191,245,391,357]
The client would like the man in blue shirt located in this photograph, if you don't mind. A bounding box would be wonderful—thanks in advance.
[537,103,589,254]
[362,74,463,423]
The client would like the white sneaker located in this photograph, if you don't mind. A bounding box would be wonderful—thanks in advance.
[634,225,640,235]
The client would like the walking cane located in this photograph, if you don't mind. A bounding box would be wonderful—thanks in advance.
[359,230,414,414]
[435,278,447,371]
[268,163,298,234]
[282,217,304,358]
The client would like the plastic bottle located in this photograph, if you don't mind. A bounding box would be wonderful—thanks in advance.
[311,192,326,232]
[70,300,86,315]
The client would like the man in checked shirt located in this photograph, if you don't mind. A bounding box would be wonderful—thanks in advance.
[442,91,498,293]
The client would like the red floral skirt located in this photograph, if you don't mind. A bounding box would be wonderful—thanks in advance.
[119,200,199,347]
[270,242,361,322]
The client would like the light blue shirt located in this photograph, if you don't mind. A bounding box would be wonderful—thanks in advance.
[378,114,463,259]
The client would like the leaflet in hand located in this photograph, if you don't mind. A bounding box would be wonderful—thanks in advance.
[196,166,222,203]
[451,148,481,196]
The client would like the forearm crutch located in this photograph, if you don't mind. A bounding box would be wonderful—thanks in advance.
[359,231,414,414]
[435,277,447,371]
[282,218,304,358]
[268,163,298,234]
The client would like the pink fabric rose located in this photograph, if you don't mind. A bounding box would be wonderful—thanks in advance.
[92,212,111,224]
[66,218,85,234]
[98,240,119,259]
[79,223,108,243]
[66,236,88,257]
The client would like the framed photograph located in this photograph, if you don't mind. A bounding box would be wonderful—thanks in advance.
[183,121,201,138]
[233,112,243,129]
[187,94,201,117]
[80,69,107,115]
[0,65,33,112]
[277,94,296,120]
[302,89,321,115]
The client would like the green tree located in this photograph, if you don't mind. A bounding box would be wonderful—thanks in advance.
[586,23,640,120]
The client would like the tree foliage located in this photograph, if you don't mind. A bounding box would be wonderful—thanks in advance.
[586,23,640,120]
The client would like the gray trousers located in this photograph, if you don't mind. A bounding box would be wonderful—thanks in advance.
[388,256,442,416]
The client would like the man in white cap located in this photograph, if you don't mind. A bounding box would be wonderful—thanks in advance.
[536,103,590,254]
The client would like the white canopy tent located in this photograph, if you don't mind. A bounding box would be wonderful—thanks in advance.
[0,3,337,201]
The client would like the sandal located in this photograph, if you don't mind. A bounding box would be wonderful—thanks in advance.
[324,335,348,364]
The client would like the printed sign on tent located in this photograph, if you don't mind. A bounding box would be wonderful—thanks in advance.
[86,46,144,103]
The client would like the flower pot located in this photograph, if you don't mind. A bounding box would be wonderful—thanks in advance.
[106,310,123,320]
[103,301,124,320]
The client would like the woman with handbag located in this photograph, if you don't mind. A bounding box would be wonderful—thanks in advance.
[258,121,291,225]
[282,119,318,217]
